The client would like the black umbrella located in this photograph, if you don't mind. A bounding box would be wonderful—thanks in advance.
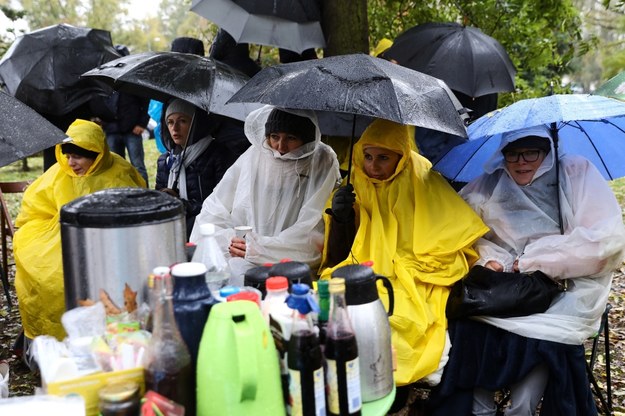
[228,53,468,181]
[0,23,119,116]
[228,53,467,137]
[0,92,68,168]
[190,0,325,54]
[384,22,516,98]
[81,51,260,122]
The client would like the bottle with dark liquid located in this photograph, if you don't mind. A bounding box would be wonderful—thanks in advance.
[325,278,362,416]
[286,283,325,416]
[144,271,194,414]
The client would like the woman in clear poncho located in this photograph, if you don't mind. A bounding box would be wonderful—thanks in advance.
[14,119,146,342]
[190,105,341,281]
[428,126,625,416]
[320,119,488,397]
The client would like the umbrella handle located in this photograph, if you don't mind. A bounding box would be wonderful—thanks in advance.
[346,115,357,185]
[256,46,262,66]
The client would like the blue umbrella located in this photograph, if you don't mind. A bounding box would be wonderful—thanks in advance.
[435,94,625,183]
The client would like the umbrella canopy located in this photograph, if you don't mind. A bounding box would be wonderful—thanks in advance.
[0,92,68,168]
[228,53,468,138]
[190,0,326,54]
[593,71,625,101]
[384,22,516,98]
[81,51,260,121]
[0,23,119,116]
[434,94,625,182]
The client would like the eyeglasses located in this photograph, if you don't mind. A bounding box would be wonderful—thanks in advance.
[503,149,543,163]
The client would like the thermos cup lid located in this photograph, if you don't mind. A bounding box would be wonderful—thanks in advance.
[60,188,184,227]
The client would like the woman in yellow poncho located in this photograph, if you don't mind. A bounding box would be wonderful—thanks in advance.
[14,119,146,345]
[321,118,488,403]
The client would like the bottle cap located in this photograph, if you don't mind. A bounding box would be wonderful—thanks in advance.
[291,283,310,295]
[98,381,139,403]
[329,277,346,293]
[227,291,260,307]
[286,283,319,314]
[219,285,240,298]
[152,266,170,276]
[171,262,208,277]
[266,276,289,291]
[199,223,216,236]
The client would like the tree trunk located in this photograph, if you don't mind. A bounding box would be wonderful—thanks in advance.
[321,0,369,57]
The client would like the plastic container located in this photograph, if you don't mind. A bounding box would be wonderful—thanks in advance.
[191,223,231,296]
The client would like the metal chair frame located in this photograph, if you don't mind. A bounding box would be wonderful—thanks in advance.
[0,181,30,310]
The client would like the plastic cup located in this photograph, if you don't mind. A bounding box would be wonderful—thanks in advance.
[234,225,252,238]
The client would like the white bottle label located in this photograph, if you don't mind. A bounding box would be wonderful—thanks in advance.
[288,367,326,416]
[326,357,362,414]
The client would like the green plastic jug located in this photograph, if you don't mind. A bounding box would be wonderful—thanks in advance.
[196,300,286,416]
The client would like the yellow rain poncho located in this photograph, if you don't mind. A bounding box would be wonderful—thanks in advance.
[321,119,488,385]
[14,119,146,340]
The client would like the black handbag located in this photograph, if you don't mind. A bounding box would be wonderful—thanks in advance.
[446,265,566,319]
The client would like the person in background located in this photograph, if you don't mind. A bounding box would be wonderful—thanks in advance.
[320,118,488,412]
[278,48,318,63]
[13,120,145,366]
[190,105,341,283]
[428,126,625,415]
[156,98,239,239]
[102,45,150,185]
[150,36,206,154]
[209,29,261,78]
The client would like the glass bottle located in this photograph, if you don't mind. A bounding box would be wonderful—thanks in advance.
[98,381,140,416]
[286,283,325,416]
[325,278,362,416]
[191,222,231,296]
[316,279,330,348]
[144,271,194,414]
[146,266,170,332]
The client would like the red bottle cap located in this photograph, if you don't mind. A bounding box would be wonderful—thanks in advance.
[279,258,292,263]
[266,276,289,291]
[227,291,260,307]
[362,260,374,267]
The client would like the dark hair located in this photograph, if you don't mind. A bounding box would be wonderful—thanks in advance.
[264,109,316,143]
[171,37,205,56]
[61,143,99,159]
[502,136,551,154]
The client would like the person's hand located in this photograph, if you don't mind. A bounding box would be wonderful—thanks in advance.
[331,184,355,222]
[513,259,520,272]
[229,237,246,258]
[160,188,179,197]
[484,260,504,272]
[132,125,145,136]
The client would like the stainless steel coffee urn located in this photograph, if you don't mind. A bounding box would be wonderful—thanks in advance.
[61,188,187,311]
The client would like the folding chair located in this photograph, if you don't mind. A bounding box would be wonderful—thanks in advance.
[0,181,30,310]
[587,304,613,415]
[494,304,613,415]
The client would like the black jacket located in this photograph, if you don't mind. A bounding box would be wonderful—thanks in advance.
[156,107,243,238]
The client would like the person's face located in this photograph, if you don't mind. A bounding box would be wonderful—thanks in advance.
[363,146,402,180]
[503,147,547,185]
[268,132,304,155]
[66,153,95,176]
[166,113,192,146]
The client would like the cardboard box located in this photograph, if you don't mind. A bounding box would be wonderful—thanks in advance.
[45,367,145,416]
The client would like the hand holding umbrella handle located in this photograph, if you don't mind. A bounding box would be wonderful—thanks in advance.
[330,184,356,222]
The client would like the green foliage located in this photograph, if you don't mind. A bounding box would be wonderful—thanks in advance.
[367,0,590,103]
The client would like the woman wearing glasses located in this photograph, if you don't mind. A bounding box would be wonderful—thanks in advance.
[428,126,625,415]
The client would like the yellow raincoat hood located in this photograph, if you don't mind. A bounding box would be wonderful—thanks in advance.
[322,119,488,385]
[14,119,146,340]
